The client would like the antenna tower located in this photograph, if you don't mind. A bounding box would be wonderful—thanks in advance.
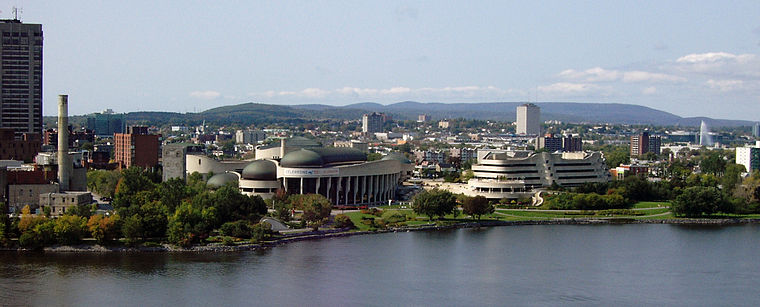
[12,6,22,20]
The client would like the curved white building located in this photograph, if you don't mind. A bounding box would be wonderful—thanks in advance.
[201,144,414,206]
[468,151,610,199]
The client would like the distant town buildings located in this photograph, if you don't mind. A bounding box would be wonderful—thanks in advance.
[736,141,760,172]
[417,114,430,122]
[362,112,385,133]
[0,128,41,162]
[438,120,450,129]
[537,134,583,152]
[115,126,160,168]
[235,129,266,145]
[0,19,43,137]
[516,103,540,135]
[333,140,369,153]
[630,132,661,157]
[86,110,125,137]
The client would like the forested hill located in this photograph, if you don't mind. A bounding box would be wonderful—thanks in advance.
[48,101,754,128]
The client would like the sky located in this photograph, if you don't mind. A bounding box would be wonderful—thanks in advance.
[8,1,760,120]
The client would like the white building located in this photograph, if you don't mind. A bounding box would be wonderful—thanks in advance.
[736,141,760,173]
[466,150,609,199]
[516,103,540,135]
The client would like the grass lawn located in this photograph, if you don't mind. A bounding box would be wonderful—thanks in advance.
[634,201,671,209]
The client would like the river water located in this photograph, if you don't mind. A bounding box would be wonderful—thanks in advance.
[2,224,760,306]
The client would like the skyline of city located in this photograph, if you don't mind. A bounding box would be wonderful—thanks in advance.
[6,1,760,120]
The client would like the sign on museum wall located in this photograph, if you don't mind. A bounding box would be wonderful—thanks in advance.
[282,168,340,177]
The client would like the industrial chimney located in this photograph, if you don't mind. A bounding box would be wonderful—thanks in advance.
[57,95,71,191]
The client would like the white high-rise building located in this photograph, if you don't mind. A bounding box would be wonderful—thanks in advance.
[736,141,760,173]
[516,103,540,135]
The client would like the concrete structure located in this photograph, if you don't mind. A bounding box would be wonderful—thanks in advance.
[333,140,369,153]
[57,95,71,191]
[115,126,160,168]
[236,129,266,145]
[7,183,58,213]
[35,151,87,192]
[516,103,540,135]
[0,19,43,137]
[39,191,93,216]
[630,132,661,157]
[417,114,429,122]
[192,139,413,206]
[0,128,40,162]
[255,136,321,160]
[753,123,760,138]
[736,141,760,173]
[163,144,189,182]
[86,111,125,137]
[562,136,583,152]
[438,120,450,129]
[362,112,384,133]
[466,151,609,199]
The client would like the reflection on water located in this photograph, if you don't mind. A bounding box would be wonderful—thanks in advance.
[1,224,760,306]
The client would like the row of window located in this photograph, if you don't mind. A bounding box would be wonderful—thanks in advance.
[1,32,42,37]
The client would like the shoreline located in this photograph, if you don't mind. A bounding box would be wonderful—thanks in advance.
[4,218,760,253]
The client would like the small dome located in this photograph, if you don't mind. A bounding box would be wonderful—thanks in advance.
[280,149,324,168]
[382,152,412,164]
[207,172,239,188]
[242,160,277,180]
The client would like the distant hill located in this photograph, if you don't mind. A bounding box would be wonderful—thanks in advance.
[288,101,751,127]
[48,101,754,128]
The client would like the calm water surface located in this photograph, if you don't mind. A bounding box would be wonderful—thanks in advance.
[2,224,760,306]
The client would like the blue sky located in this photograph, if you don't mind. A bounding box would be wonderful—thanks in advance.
[11,1,760,120]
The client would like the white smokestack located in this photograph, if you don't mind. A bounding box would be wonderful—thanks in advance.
[58,95,71,191]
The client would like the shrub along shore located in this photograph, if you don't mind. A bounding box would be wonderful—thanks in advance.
[3,217,759,253]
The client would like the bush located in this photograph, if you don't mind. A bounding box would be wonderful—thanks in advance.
[220,220,252,238]
[251,222,273,243]
[381,211,407,224]
[222,236,236,246]
[333,214,355,229]
[87,214,120,244]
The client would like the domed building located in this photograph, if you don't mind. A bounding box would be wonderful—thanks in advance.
[238,159,279,199]
[178,137,413,206]
[206,172,239,189]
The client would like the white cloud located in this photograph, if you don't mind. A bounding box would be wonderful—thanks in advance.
[642,86,657,95]
[558,67,683,83]
[706,79,744,92]
[538,82,607,95]
[622,71,686,82]
[248,85,523,101]
[675,52,754,64]
[189,90,221,100]
[557,67,620,82]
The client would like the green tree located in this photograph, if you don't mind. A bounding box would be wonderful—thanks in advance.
[87,214,121,244]
[605,147,630,168]
[672,186,730,217]
[122,214,145,244]
[412,189,457,220]
[700,151,727,176]
[462,195,494,220]
[113,167,156,209]
[54,215,87,245]
[289,194,332,230]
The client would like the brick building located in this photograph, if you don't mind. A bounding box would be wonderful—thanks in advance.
[115,126,159,168]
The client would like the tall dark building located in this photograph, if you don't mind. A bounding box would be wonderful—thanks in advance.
[0,19,43,137]
[631,132,661,157]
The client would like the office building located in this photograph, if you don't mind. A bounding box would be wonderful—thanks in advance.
[114,126,160,168]
[537,135,562,152]
[753,123,760,138]
[235,129,266,145]
[417,114,429,122]
[0,19,43,137]
[467,151,609,200]
[631,132,661,157]
[86,111,125,137]
[362,112,385,133]
[736,141,760,172]
[516,103,540,135]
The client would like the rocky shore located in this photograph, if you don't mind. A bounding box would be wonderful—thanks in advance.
[4,218,760,253]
